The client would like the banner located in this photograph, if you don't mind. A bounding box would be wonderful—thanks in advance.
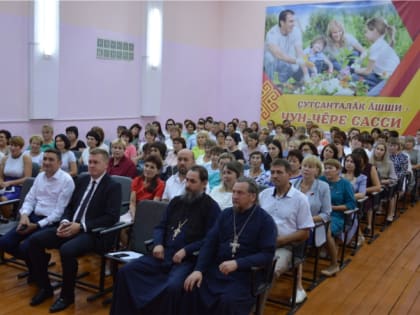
[261,0,420,134]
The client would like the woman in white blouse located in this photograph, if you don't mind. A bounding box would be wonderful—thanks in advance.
[210,161,243,210]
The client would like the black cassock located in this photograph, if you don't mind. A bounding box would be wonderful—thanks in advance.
[181,205,277,315]
[110,193,220,315]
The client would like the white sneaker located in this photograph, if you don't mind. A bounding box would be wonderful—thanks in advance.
[293,288,307,304]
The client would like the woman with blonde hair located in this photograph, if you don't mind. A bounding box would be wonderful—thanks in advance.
[192,130,210,160]
[293,155,331,302]
[24,135,44,165]
[325,19,365,71]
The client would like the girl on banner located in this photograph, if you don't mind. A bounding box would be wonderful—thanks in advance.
[352,17,400,96]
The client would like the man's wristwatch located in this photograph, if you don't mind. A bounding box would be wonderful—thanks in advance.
[36,223,41,229]
[80,224,85,232]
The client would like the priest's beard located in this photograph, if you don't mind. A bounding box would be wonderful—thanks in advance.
[181,190,202,204]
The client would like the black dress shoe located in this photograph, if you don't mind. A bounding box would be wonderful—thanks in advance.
[49,297,74,313]
[30,288,54,306]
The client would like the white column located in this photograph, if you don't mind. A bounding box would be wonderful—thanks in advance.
[29,0,59,119]
[141,1,163,117]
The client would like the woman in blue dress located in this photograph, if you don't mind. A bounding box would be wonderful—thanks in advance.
[319,158,356,277]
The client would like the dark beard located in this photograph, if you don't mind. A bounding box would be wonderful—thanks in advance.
[181,190,202,204]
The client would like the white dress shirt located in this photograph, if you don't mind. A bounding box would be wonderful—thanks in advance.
[19,169,75,228]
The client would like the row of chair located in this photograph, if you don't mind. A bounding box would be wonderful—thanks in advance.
[259,169,420,314]
[1,169,419,314]
[0,174,133,302]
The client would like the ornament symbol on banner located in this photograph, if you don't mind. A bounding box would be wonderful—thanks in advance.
[261,80,280,119]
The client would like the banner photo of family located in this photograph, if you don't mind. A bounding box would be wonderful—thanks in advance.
[261,0,420,134]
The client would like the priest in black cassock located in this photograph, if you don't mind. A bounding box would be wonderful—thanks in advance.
[110,165,221,315]
[183,177,277,315]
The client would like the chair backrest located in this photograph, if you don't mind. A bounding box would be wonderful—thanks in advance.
[17,177,35,209]
[73,150,82,160]
[291,240,307,266]
[130,200,168,254]
[111,175,132,214]
[313,221,329,248]
[31,163,40,177]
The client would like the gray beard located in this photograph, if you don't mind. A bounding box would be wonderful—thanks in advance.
[181,190,202,204]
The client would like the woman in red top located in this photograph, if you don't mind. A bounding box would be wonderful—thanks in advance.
[129,155,165,219]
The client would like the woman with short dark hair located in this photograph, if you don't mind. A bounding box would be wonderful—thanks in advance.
[54,134,78,177]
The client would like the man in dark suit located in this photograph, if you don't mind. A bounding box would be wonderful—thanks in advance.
[27,148,122,313]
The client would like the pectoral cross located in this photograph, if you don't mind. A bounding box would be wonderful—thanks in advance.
[230,235,240,257]
[172,227,181,240]
[172,219,188,240]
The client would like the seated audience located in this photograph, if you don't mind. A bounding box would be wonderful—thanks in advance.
[65,126,86,152]
[210,161,243,210]
[24,135,44,165]
[129,155,165,220]
[0,149,74,280]
[108,139,137,179]
[152,120,166,143]
[242,132,260,163]
[90,126,109,153]
[299,141,319,158]
[192,130,210,160]
[128,123,142,150]
[215,130,227,150]
[54,134,78,177]
[110,166,221,315]
[388,137,409,220]
[264,139,283,171]
[182,177,277,315]
[120,129,137,162]
[369,142,397,230]
[342,153,367,200]
[310,128,325,154]
[244,151,271,187]
[293,154,331,303]
[196,139,216,167]
[79,131,101,171]
[319,159,356,277]
[320,143,339,161]
[225,133,245,164]
[40,125,55,152]
[206,146,227,191]
[165,125,182,151]
[0,136,32,220]
[287,149,304,184]
[162,149,195,202]
[0,129,11,156]
[259,159,314,301]
[27,148,121,312]
[165,136,187,169]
